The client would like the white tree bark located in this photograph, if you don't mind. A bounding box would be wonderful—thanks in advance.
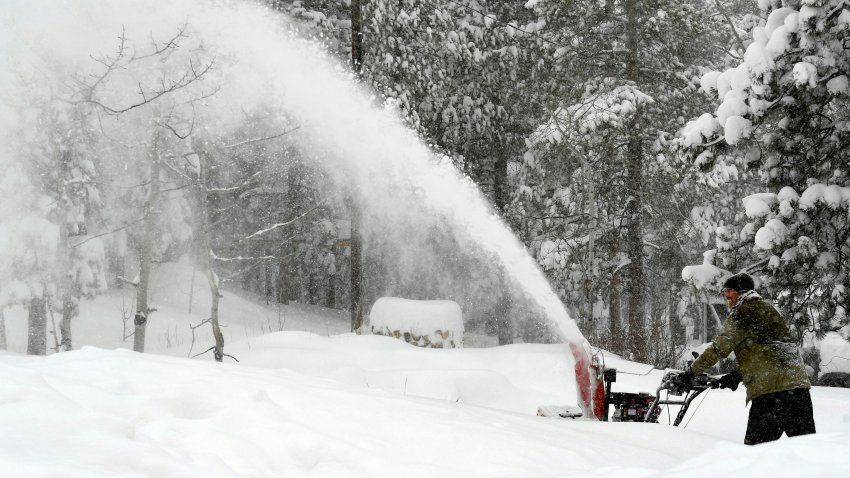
[134,132,161,353]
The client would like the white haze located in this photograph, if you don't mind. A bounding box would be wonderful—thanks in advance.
[0,0,585,344]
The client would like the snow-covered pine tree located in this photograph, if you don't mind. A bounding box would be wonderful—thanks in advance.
[0,58,108,353]
[519,0,726,363]
[32,101,107,352]
[681,0,850,341]
[0,163,59,355]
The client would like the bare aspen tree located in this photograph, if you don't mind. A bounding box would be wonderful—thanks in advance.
[56,148,77,352]
[194,144,226,362]
[133,132,162,353]
[63,26,215,353]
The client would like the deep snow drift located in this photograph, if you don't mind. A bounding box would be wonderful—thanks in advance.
[2,334,850,477]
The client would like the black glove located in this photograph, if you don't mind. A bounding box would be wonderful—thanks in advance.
[717,370,742,391]
[678,366,695,387]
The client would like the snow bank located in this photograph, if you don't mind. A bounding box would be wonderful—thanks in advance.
[819,332,850,374]
[1,342,850,477]
[370,297,463,348]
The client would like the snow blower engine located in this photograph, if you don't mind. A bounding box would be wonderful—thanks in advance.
[603,368,662,422]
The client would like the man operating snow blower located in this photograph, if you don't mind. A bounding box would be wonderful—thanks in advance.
[685,272,816,445]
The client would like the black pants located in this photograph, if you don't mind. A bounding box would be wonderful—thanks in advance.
[745,388,816,445]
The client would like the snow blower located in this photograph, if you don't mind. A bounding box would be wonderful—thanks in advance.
[539,352,740,425]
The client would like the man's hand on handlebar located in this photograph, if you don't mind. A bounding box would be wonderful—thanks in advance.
[716,370,742,391]
[678,366,695,387]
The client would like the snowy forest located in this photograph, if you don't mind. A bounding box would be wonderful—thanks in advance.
[2,0,850,476]
[1,0,849,370]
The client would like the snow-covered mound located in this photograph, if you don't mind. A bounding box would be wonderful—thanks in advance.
[369,297,463,348]
[818,332,850,375]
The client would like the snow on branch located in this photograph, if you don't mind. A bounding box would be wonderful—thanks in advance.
[210,251,277,262]
[241,206,320,241]
[116,276,140,287]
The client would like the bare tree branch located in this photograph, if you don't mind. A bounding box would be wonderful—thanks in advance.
[188,317,212,358]
[223,127,302,149]
[72,216,148,249]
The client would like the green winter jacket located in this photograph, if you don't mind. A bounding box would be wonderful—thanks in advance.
[692,291,810,402]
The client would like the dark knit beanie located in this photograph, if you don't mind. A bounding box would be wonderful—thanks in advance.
[723,272,754,293]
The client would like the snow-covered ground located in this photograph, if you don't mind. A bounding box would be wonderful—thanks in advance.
[2,264,850,477]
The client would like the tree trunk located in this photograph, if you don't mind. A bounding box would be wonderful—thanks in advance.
[27,296,47,355]
[0,308,7,351]
[583,158,597,342]
[493,152,513,344]
[608,267,622,354]
[350,206,363,333]
[351,0,363,73]
[113,233,127,288]
[308,273,319,305]
[624,129,646,361]
[327,273,336,308]
[188,265,196,313]
[349,0,364,333]
[196,144,226,362]
[264,245,273,304]
[276,243,291,305]
[58,215,75,352]
[134,133,161,353]
[206,263,225,362]
[623,0,646,363]
[59,293,76,351]
[55,145,78,352]
[495,282,513,345]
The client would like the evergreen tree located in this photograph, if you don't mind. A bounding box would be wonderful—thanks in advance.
[682,0,850,341]
[519,0,726,362]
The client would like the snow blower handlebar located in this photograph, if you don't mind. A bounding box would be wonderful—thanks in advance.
[643,369,740,426]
